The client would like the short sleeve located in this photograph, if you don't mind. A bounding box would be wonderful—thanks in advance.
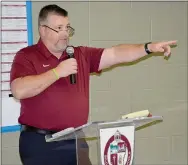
[79,46,104,74]
[10,50,36,83]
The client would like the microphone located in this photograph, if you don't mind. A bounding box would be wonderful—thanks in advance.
[66,46,76,84]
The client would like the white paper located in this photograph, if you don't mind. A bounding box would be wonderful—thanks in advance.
[2,43,28,53]
[2,63,12,72]
[52,128,75,138]
[2,55,15,63]
[2,31,28,42]
[2,82,11,90]
[2,97,21,126]
[2,19,27,30]
[2,6,26,17]
[1,73,10,81]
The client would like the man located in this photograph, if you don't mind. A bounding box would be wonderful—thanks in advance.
[10,4,177,165]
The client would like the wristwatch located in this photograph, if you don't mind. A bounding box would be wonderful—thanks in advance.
[144,42,152,54]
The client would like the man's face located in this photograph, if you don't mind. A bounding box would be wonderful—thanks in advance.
[42,14,71,52]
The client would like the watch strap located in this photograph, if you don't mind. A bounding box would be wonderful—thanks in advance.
[144,42,152,54]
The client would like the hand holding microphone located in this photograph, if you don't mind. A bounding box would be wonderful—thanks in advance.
[54,46,77,84]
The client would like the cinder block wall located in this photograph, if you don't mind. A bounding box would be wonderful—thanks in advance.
[2,2,187,165]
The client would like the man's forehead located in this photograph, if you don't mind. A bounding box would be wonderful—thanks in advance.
[47,14,70,25]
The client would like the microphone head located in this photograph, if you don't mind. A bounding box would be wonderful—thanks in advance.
[66,46,74,55]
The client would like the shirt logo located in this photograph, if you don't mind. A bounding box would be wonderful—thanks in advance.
[43,64,50,67]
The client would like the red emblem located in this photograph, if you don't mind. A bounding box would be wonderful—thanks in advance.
[103,130,132,165]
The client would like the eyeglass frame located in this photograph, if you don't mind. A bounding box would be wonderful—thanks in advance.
[40,24,75,37]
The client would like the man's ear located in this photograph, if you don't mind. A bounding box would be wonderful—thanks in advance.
[39,26,45,37]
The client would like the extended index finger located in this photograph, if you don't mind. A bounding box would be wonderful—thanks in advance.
[162,40,177,46]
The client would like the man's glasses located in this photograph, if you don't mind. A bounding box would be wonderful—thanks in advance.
[42,25,75,37]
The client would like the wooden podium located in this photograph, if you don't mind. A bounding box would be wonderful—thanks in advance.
[45,116,163,165]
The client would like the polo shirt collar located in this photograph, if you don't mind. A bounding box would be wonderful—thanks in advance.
[37,38,53,59]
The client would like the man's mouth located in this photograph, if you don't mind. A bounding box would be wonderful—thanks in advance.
[60,38,68,41]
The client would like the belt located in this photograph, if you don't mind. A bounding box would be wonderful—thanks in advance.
[21,125,58,135]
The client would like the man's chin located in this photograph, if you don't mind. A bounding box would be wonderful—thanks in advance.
[55,40,69,51]
[57,46,68,52]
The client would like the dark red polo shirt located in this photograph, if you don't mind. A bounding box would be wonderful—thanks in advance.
[10,39,104,131]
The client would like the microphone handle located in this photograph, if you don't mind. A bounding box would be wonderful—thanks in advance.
[68,54,76,84]
[70,74,76,84]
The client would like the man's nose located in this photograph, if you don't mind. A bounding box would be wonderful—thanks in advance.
[59,30,69,37]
